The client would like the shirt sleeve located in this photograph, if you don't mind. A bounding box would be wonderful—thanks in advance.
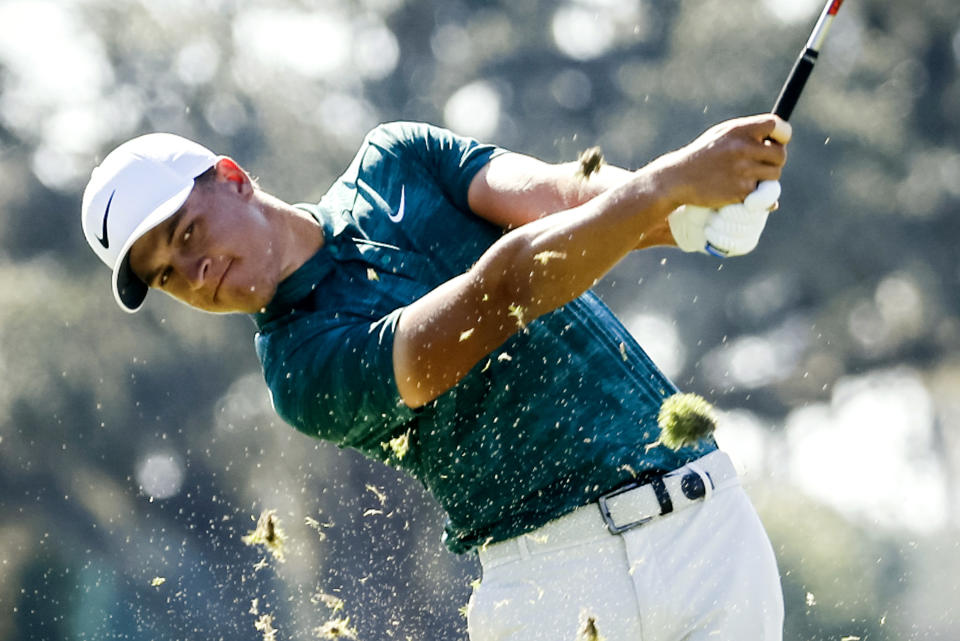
[365,121,509,213]
[257,307,418,450]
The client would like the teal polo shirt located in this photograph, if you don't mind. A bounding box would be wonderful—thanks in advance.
[253,122,716,553]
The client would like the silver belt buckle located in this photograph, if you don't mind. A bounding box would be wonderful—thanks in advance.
[597,475,668,534]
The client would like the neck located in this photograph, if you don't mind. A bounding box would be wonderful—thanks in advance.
[256,190,324,281]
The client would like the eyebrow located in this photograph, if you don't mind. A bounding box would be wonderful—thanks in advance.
[145,207,187,287]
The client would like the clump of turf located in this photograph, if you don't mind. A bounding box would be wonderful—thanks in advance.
[253,613,278,641]
[381,429,411,461]
[657,392,717,450]
[576,146,605,180]
[242,509,286,562]
[314,617,358,639]
[576,612,605,641]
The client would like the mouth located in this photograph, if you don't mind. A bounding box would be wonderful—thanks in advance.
[213,258,233,304]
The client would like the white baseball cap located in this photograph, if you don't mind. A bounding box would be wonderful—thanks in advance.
[81,133,218,312]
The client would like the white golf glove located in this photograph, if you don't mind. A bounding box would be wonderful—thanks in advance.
[668,180,781,257]
[667,203,713,253]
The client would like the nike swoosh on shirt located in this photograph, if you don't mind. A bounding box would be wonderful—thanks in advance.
[387,186,405,223]
[96,190,115,249]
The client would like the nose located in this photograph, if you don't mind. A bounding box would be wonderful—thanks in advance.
[176,254,213,291]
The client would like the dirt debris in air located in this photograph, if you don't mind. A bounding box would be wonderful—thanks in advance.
[254,613,278,641]
[242,512,362,640]
[576,611,605,641]
[507,303,527,329]
[242,509,287,563]
[311,591,345,612]
[576,146,605,181]
[314,617,358,640]
[365,484,387,506]
[305,514,335,541]
[617,463,637,477]
[534,250,567,265]
[382,429,411,461]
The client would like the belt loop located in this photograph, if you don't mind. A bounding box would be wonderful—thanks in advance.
[649,475,674,515]
[517,535,531,560]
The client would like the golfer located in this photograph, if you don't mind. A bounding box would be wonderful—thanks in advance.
[82,114,791,641]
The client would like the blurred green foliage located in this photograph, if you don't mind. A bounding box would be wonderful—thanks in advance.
[1,0,959,639]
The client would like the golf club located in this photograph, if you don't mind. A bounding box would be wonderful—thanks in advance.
[703,0,846,257]
[772,0,846,120]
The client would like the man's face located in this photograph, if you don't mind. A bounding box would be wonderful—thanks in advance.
[128,163,283,314]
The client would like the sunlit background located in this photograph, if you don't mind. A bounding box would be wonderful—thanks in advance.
[2,0,959,639]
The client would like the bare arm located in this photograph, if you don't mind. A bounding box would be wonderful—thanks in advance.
[467,154,633,227]
[394,115,791,408]
[466,152,677,249]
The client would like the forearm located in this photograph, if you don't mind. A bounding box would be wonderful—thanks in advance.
[474,163,678,321]
[568,163,677,248]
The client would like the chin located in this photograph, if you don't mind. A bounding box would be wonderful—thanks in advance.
[223,285,276,314]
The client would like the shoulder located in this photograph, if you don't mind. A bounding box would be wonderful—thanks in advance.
[346,122,434,173]
[362,121,433,149]
[361,121,486,156]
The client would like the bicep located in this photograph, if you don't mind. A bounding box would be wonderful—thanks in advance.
[467,152,634,230]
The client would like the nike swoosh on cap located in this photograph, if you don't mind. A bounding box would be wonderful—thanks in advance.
[96,189,115,249]
[387,186,405,223]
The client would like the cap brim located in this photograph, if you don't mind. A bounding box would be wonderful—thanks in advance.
[110,182,195,313]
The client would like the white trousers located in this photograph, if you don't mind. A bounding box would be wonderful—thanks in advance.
[468,453,783,641]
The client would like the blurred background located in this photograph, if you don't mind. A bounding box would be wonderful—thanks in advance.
[1,0,959,638]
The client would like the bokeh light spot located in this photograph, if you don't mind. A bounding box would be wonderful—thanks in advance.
[623,313,685,379]
[443,81,501,140]
[552,5,616,61]
[136,452,185,500]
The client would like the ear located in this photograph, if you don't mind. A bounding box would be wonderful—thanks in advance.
[213,157,253,198]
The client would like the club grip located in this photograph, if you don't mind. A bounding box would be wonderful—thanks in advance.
[772,49,818,121]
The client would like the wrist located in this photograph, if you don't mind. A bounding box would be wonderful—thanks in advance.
[643,152,691,212]
[636,222,677,249]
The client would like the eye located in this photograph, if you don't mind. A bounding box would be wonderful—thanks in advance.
[159,266,173,287]
[182,223,194,243]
